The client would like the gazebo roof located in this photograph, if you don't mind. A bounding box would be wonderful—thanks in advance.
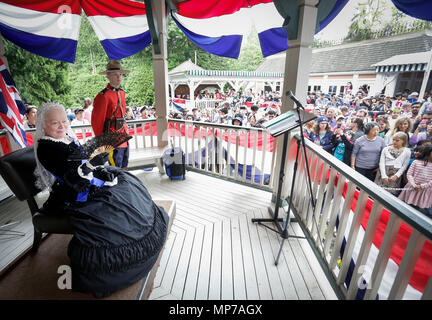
[169,59,204,74]
[373,50,432,67]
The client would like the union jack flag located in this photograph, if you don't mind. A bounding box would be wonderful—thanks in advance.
[0,59,27,148]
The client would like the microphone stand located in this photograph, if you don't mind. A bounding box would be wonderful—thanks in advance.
[251,91,316,265]
[273,92,316,265]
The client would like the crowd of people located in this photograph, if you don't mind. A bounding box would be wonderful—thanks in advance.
[303,88,432,218]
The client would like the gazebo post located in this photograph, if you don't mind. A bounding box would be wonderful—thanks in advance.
[149,0,169,149]
[419,51,432,101]
[273,0,318,204]
[280,0,318,112]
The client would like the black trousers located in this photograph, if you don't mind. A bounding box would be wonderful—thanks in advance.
[355,166,378,182]
[111,146,129,169]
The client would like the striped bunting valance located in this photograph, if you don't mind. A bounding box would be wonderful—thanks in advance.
[186,70,284,78]
[375,63,426,73]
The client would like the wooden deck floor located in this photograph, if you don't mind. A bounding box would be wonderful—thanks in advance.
[0,169,338,300]
[134,169,337,300]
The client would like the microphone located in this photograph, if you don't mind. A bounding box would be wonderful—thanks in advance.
[286,90,303,109]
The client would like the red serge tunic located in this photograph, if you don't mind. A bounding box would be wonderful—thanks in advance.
[91,83,128,148]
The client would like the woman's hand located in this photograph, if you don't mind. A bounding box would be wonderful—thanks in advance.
[389,175,398,182]
[382,178,389,184]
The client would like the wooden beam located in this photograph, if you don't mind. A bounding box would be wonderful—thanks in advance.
[419,52,432,101]
[150,0,169,148]
[144,0,161,54]
[275,0,319,204]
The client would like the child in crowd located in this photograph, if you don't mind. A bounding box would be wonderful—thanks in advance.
[398,145,432,217]
[375,132,411,195]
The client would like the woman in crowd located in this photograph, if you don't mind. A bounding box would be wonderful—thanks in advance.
[410,119,432,146]
[82,97,93,123]
[398,145,432,217]
[325,107,338,127]
[303,119,315,138]
[331,127,354,166]
[140,106,148,119]
[308,116,334,153]
[351,122,386,181]
[384,116,413,145]
[23,105,37,129]
[348,117,365,143]
[125,107,135,120]
[376,115,390,139]
[247,114,257,127]
[33,102,168,298]
[375,132,411,195]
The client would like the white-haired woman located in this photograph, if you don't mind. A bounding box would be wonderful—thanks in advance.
[33,102,168,298]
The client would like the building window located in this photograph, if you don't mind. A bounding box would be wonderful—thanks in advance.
[340,86,345,94]
[328,85,337,94]
[307,86,311,94]
[313,85,321,93]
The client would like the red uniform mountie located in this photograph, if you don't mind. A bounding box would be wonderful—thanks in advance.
[92,83,128,149]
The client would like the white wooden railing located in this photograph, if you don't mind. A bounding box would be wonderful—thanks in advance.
[284,133,432,300]
[193,99,223,110]
[168,118,278,190]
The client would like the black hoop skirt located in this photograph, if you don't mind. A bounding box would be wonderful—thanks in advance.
[37,139,168,298]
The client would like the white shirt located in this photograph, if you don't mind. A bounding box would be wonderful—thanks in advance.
[379,146,411,179]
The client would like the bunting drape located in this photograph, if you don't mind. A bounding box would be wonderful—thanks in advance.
[0,0,150,63]
[391,0,432,21]
[172,0,349,59]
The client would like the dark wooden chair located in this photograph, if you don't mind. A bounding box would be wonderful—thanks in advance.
[0,146,73,251]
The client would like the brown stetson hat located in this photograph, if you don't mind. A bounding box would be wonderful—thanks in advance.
[99,60,130,75]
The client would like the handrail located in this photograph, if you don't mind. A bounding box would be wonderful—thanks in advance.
[168,118,266,133]
[167,118,278,190]
[288,133,432,300]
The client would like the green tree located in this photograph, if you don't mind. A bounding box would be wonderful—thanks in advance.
[69,72,107,107]
[4,39,72,107]
[72,13,107,75]
[123,57,155,106]
[345,0,385,41]
[226,27,263,71]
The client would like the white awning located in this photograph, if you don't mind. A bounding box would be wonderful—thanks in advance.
[373,51,432,73]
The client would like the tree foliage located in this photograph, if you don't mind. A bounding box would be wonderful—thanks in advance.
[123,53,155,106]
[226,27,264,71]
[4,39,71,107]
[345,0,386,41]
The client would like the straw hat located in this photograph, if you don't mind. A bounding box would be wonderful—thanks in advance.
[99,60,130,75]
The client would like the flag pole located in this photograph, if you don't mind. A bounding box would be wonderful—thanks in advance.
[0,32,24,153]
[0,32,14,154]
